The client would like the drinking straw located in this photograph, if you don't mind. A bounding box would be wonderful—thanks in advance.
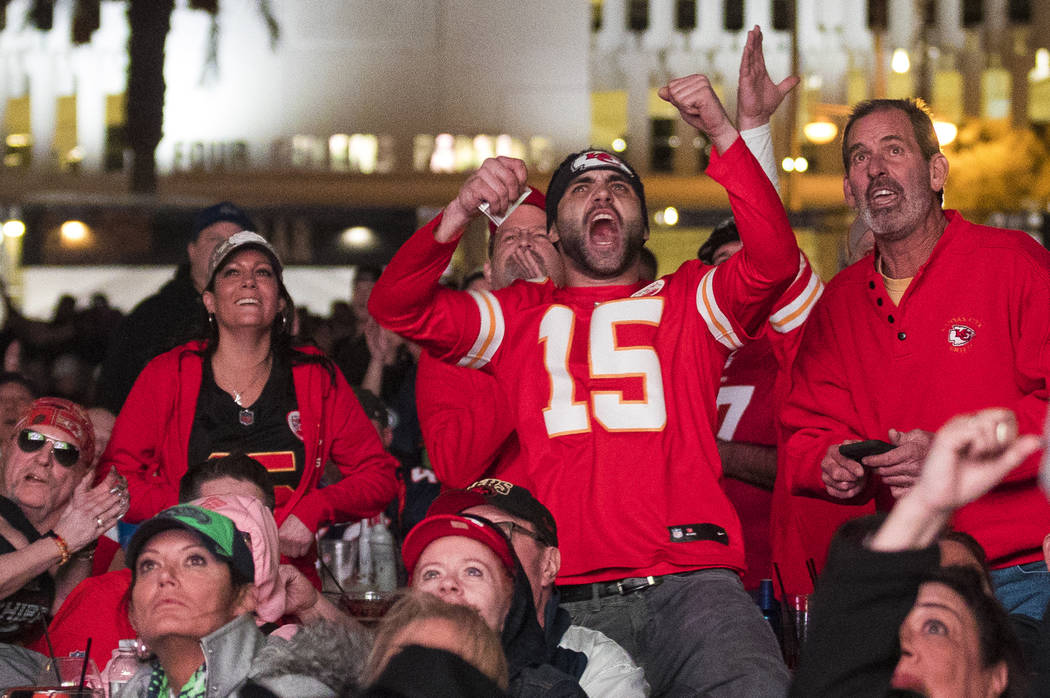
[40,621,61,684]
[773,562,797,640]
[77,638,92,688]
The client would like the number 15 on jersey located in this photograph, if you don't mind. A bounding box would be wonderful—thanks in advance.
[538,298,668,437]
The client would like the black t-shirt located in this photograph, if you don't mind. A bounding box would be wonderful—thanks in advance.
[0,496,54,645]
[188,354,306,504]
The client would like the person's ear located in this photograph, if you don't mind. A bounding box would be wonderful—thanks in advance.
[202,291,215,315]
[987,659,1008,697]
[233,584,257,617]
[483,261,493,286]
[549,223,560,245]
[541,546,560,586]
[929,153,949,194]
[843,176,857,209]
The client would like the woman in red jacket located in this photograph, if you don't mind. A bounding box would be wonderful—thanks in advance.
[102,231,397,585]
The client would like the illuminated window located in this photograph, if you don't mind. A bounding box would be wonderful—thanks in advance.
[329,134,350,172]
[54,95,79,172]
[104,94,127,172]
[4,96,31,169]
[414,134,435,172]
[430,134,455,173]
[348,134,378,174]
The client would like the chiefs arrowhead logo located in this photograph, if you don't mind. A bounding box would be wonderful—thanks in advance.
[948,324,975,347]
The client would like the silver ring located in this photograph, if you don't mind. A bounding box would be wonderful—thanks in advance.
[96,517,103,529]
[995,421,1010,445]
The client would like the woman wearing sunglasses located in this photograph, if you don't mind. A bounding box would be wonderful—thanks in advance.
[0,397,128,688]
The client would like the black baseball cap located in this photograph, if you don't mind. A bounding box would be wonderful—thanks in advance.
[427,478,558,548]
[192,201,255,239]
[697,217,740,265]
[545,149,648,233]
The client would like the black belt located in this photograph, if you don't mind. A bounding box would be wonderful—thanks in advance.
[558,569,703,603]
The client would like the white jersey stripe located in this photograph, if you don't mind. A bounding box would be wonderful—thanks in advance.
[770,265,824,334]
[458,290,505,369]
[696,267,743,351]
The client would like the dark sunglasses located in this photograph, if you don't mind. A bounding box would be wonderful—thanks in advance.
[17,429,80,467]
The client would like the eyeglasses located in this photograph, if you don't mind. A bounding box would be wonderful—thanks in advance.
[17,429,81,467]
[491,520,545,545]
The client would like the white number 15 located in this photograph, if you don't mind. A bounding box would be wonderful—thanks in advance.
[538,298,667,437]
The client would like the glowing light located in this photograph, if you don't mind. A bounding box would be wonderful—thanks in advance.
[803,120,838,145]
[341,226,376,249]
[891,49,911,74]
[611,138,627,152]
[430,134,455,173]
[5,134,29,148]
[60,220,89,243]
[67,146,84,162]
[793,157,809,172]
[781,157,796,172]
[1032,49,1050,81]
[933,120,958,146]
[662,207,679,226]
[2,220,25,238]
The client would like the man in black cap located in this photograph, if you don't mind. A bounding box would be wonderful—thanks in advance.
[372,28,800,694]
[97,202,254,413]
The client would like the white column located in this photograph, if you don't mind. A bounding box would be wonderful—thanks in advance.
[644,0,673,50]
[27,44,55,171]
[623,47,651,175]
[596,0,627,52]
[73,45,104,171]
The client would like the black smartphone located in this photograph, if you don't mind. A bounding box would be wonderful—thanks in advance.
[838,439,895,463]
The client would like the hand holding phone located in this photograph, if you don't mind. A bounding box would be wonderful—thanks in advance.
[838,439,895,464]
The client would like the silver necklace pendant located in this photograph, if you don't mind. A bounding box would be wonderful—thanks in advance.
[233,391,244,407]
[239,408,255,426]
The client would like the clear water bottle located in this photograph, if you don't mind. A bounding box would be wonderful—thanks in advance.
[103,639,140,698]
[370,518,398,592]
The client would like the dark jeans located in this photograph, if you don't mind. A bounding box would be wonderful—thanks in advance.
[561,569,789,697]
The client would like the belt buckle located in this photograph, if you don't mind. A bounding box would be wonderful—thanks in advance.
[615,575,658,595]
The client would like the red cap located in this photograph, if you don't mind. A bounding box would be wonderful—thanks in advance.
[402,514,516,581]
[15,397,95,466]
[487,188,547,234]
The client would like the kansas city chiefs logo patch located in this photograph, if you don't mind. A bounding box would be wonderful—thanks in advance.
[287,410,303,440]
[948,324,976,347]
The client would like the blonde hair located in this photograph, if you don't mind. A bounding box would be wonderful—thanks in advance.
[363,590,508,689]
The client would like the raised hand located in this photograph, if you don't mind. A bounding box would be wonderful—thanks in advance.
[909,409,1040,516]
[737,25,799,131]
[658,74,738,154]
[437,157,529,243]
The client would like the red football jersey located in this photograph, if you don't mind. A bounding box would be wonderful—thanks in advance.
[372,140,799,584]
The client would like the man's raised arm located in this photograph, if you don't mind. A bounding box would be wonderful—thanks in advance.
[368,158,529,363]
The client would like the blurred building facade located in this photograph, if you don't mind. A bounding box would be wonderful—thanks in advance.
[0,0,1048,298]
